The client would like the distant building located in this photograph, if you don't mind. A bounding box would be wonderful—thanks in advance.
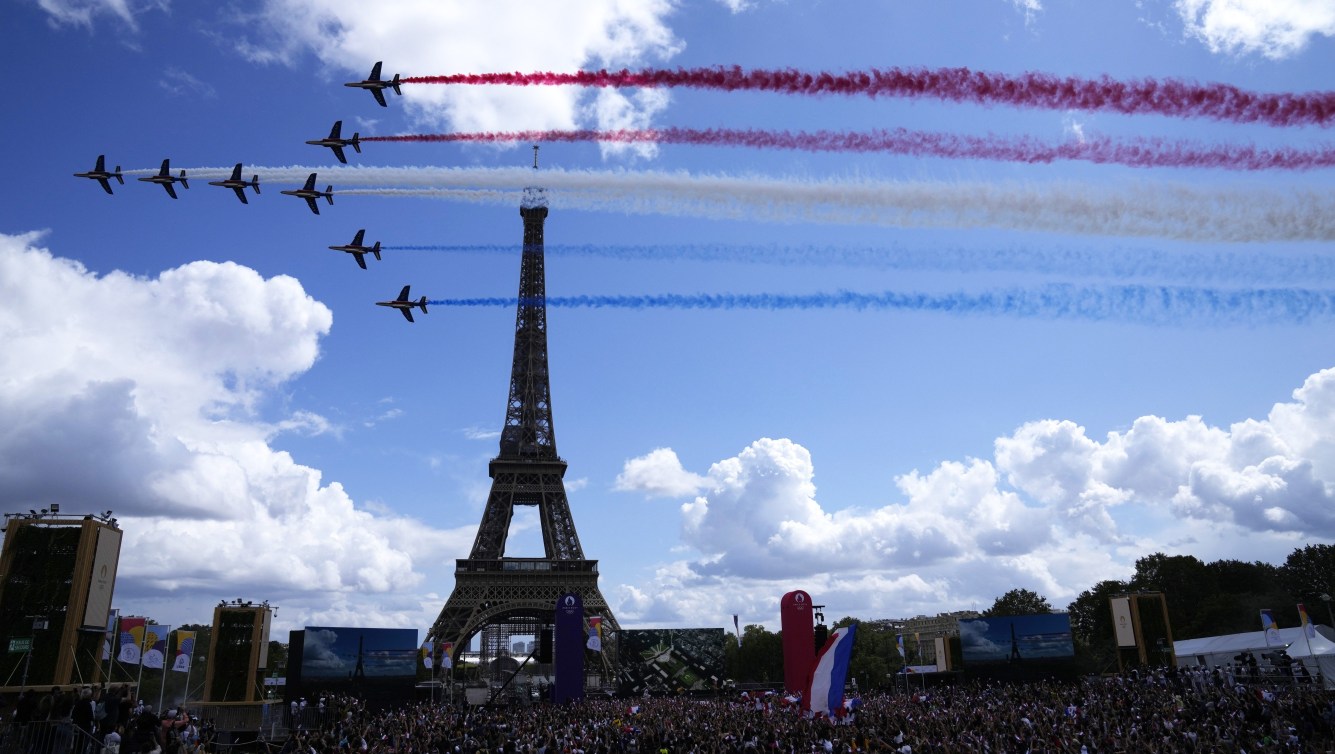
[898,610,980,664]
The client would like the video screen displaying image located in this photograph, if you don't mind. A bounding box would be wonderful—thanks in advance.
[616,628,725,695]
[294,626,418,707]
[959,614,1075,664]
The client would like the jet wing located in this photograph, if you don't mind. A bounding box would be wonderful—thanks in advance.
[305,197,320,215]
[228,164,243,181]
[331,145,347,164]
[96,178,114,195]
[329,121,343,139]
[396,285,411,301]
[164,182,178,199]
[94,155,107,172]
[353,252,367,270]
[372,88,388,107]
[232,186,249,204]
[369,61,383,81]
[351,229,365,245]
[400,308,415,323]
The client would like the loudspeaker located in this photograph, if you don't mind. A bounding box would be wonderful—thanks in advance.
[813,624,829,653]
[538,628,553,663]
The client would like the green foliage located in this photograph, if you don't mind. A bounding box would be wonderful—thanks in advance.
[728,623,783,684]
[1281,544,1335,602]
[983,588,1053,617]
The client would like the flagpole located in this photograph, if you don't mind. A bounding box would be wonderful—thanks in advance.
[104,614,119,684]
[158,629,169,713]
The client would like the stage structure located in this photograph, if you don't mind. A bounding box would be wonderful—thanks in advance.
[1110,592,1175,670]
[427,164,619,700]
[0,508,120,689]
[203,600,273,702]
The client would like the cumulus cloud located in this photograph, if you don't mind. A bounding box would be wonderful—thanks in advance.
[614,447,707,498]
[223,1,682,138]
[1174,0,1335,59]
[0,231,473,625]
[612,367,1335,624]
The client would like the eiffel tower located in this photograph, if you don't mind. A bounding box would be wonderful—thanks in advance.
[428,162,619,677]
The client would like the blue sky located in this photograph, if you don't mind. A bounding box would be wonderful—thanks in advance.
[1,0,1333,642]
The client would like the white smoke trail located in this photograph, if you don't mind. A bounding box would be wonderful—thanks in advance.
[136,165,1335,242]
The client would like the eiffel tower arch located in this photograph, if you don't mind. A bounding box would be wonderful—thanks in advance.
[428,182,619,696]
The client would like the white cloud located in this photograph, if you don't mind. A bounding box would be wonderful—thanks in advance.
[159,67,217,99]
[611,367,1335,626]
[0,231,474,626]
[614,447,707,497]
[224,1,683,137]
[1174,0,1335,59]
[36,0,167,31]
[1009,0,1044,27]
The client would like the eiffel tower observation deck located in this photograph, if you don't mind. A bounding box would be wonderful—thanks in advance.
[428,164,619,686]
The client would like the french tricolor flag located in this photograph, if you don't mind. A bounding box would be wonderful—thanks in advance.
[805,623,857,717]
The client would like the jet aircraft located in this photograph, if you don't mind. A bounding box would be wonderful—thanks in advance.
[280,173,334,215]
[306,120,362,164]
[345,61,402,107]
[73,155,124,195]
[207,163,261,204]
[377,285,428,322]
[329,229,382,270]
[137,158,189,199]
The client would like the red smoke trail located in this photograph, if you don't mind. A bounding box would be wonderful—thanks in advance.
[401,67,1335,127]
[364,128,1335,171]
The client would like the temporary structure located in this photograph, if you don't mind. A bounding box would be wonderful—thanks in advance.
[1174,625,1335,690]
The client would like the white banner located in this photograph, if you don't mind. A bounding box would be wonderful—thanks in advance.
[1110,597,1137,647]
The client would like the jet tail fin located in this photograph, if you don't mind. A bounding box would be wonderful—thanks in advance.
[352,134,362,154]
[114,168,125,185]
[418,296,427,314]
[325,188,334,205]
[391,74,402,96]
[179,170,189,189]
[252,176,261,194]
[372,242,381,261]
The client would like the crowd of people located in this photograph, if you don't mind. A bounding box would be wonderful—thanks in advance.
[3,684,209,754]
[271,667,1335,754]
[6,666,1334,754]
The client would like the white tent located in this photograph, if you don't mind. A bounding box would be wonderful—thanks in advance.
[1174,624,1335,690]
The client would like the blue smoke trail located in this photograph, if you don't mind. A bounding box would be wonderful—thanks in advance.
[427,284,1335,326]
[386,243,1335,284]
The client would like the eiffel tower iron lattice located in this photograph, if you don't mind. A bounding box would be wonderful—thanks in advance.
[428,183,620,674]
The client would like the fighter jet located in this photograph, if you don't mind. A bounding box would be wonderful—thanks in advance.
[137,158,189,199]
[207,163,261,204]
[377,285,427,323]
[329,229,381,270]
[280,173,334,215]
[73,155,125,195]
[345,61,401,107]
[306,120,362,164]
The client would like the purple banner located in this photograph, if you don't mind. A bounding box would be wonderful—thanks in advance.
[553,593,585,704]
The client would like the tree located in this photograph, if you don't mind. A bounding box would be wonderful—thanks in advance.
[1066,580,1127,674]
[1130,553,1213,638]
[983,588,1053,617]
[729,624,783,684]
[1281,544,1335,603]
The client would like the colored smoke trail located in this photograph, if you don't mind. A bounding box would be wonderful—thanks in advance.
[159,165,1335,242]
[383,243,1335,284]
[366,128,1335,171]
[426,284,1335,327]
[404,66,1335,127]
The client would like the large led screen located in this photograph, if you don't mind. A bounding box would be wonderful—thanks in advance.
[616,628,726,696]
[959,614,1075,663]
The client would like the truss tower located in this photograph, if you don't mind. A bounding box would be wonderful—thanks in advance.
[428,183,619,670]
